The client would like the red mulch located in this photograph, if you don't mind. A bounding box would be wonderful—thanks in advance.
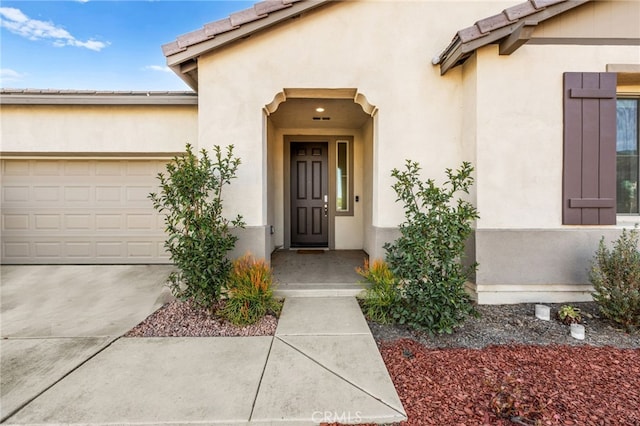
[324,339,640,426]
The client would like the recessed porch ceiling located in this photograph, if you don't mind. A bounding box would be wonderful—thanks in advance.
[268,98,370,129]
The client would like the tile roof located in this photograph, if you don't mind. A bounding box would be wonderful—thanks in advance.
[162,0,322,57]
[0,89,198,105]
[162,0,331,91]
[436,0,591,74]
[160,0,592,87]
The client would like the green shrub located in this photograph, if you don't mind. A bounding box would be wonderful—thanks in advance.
[557,305,582,325]
[384,160,479,334]
[357,259,400,324]
[590,228,640,331]
[222,254,281,326]
[149,143,245,310]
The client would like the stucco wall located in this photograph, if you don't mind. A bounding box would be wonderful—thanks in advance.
[0,105,196,154]
[473,43,640,229]
[532,0,640,40]
[195,0,639,296]
[469,36,639,301]
[196,0,504,228]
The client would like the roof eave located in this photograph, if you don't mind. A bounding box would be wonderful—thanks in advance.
[437,0,591,75]
[0,92,198,106]
[164,0,332,91]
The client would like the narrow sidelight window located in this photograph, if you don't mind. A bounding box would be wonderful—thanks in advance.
[617,98,640,214]
[336,140,349,212]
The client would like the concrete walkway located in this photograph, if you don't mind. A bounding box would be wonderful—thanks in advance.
[1,266,405,425]
[272,250,367,297]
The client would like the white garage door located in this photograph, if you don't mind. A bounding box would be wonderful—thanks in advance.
[1,159,171,264]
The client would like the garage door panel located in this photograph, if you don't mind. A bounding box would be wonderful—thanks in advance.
[2,242,30,258]
[34,242,62,257]
[96,214,122,230]
[3,160,29,175]
[34,214,61,230]
[64,187,91,202]
[96,242,123,258]
[95,162,122,176]
[3,186,29,202]
[126,186,155,203]
[127,242,155,257]
[3,214,29,230]
[126,162,157,176]
[127,214,155,230]
[1,159,170,264]
[66,214,92,229]
[96,186,122,202]
[64,162,90,175]
[33,186,60,202]
[66,242,92,258]
[33,161,61,176]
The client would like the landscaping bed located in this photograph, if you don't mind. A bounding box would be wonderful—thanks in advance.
[124,300,278,337]
[326,302,639,426]
[369,302,639,349]
[375,339,640,425]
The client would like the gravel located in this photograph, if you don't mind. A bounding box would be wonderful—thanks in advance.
[124,300,278,337]
[367,302,639,349]
[126,300,639,346]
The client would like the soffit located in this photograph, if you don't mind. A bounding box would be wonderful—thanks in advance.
[268,98,370,129]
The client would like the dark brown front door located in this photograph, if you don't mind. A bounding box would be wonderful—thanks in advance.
[291,142,328,247]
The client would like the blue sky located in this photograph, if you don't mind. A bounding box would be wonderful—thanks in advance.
[0,1,255,91]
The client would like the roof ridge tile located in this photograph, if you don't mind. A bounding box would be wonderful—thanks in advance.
[177,28,209,49]
[531,0,567,8]
[204,18,238,37]
[255,0,291,15]
[475,11,517,34]
[504,1,538,21]
[229,7,267,27]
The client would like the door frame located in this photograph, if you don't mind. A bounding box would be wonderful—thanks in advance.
[283,135,353,249]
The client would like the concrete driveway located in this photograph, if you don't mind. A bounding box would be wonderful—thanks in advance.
[0,264,173,421]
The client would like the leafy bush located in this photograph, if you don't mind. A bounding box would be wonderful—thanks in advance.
[356,259,400,324]
[590,228,640,331]
[384,160,479,334]
[149,143,245,309]
[556,305,582,325]
[222,254,281,325]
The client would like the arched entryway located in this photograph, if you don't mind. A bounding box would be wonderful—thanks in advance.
[263,89,377,294]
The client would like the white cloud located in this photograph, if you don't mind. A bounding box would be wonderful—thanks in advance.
[145,65,172,73]
[0,7,109,51]
[0,68,25,84]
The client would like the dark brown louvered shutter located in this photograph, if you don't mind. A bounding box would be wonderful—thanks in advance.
[563,72,617,225]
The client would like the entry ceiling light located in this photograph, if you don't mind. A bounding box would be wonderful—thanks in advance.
[315,107,325,112]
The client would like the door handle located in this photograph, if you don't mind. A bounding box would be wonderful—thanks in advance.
[324,204,328,217]
[324,194,328,202]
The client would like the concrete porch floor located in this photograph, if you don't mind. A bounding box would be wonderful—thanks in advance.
[271,249,368,297]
